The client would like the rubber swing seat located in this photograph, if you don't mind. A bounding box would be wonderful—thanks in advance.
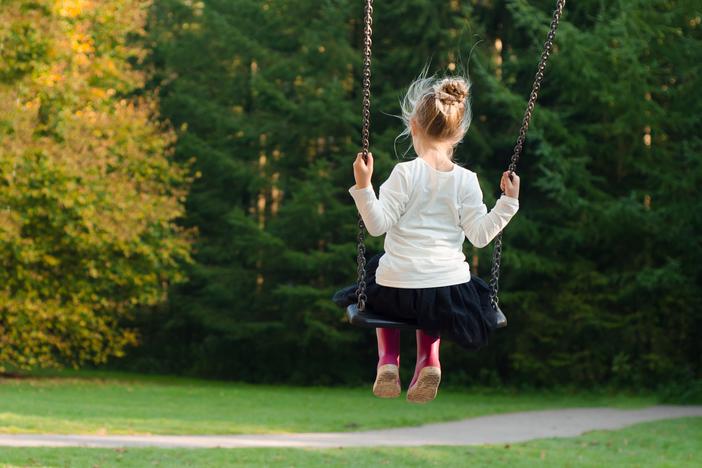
[345,304,419,330]
[346,302,507,330]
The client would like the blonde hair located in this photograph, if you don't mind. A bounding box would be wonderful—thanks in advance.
[396,67,472,157]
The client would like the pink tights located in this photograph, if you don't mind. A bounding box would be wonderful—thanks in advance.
[376,328,440,387]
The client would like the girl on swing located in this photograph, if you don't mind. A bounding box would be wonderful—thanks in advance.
[333,71,520,403]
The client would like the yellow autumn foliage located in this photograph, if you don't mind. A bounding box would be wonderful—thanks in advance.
[0,0,192,371]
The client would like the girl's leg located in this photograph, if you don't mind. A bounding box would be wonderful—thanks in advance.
[407,330,441,403]
[377,328,400,367]
[373,328,401,398]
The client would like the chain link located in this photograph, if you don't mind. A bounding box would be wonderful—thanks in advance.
[488,0,566,311]
[355,0,373,312]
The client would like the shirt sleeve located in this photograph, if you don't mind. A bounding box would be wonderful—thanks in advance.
[348,164,410,237]
[459,172,519,248]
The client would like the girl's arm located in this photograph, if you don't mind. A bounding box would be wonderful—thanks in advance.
[459,172,519,248]
[348,156,409,237]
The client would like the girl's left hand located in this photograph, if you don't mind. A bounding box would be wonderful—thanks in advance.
[353,151,373,189]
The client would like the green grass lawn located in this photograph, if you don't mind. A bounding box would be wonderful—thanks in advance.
[0,370,662,435]
[0,417,700,467]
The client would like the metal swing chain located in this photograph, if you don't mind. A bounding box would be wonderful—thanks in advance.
[355,0,374,312]
[488,0,566,312]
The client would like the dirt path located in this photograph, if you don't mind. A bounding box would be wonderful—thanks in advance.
[1,406,700,448]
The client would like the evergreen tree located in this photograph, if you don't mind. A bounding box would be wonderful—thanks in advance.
[464,0,702,387]
[134,0,702,388]
[136,0,368,382]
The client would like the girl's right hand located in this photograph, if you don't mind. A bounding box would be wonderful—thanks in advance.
[500,171,520,199]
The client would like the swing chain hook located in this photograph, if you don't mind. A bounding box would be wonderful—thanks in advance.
[355,0,374,312]
[489,0,566,312]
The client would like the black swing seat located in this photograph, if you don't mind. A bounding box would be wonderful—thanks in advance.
[347,303,508,330]
[346,304,419,330]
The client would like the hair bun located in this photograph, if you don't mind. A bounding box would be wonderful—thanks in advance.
[400,70,472,144]
[435,78,469,109]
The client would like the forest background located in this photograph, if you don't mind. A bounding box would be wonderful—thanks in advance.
[1,0,700,391]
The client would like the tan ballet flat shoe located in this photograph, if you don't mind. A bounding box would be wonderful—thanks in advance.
[406,366,441,403]
[373,364,401,398]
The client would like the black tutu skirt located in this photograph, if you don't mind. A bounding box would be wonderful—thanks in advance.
[332,252,494,350]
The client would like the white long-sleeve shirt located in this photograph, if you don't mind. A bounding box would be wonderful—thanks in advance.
[349,156,519,288]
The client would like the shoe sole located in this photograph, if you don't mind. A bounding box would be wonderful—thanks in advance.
[373,364,401,398]
[407,366,441,404]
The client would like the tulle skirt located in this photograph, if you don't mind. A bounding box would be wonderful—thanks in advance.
[332,252,494,350]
